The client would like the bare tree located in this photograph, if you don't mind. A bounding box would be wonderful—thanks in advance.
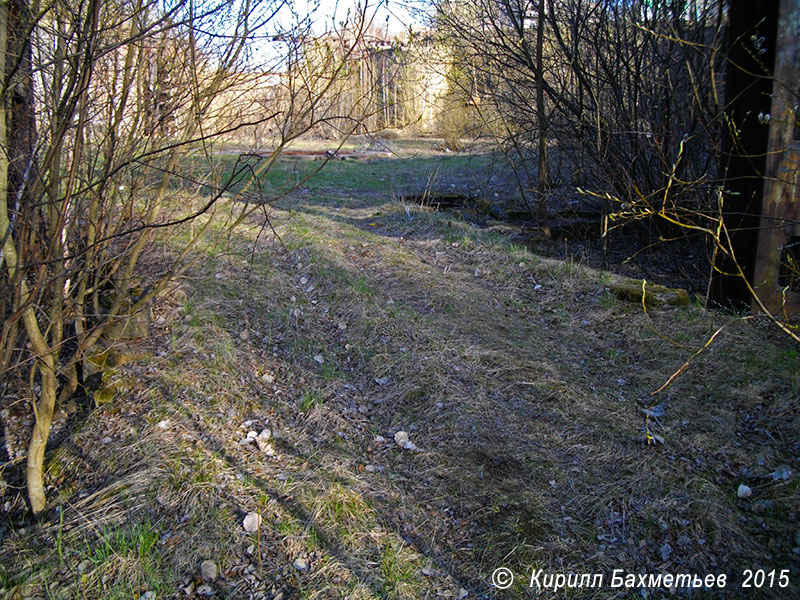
[1,0,375,515]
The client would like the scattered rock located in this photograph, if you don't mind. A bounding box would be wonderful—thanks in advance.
[200,560,218,582]
[660,543,673,561]
[140,592,156,600]
[239,330,249,341]
[157,420,169,429]
[338,321,347,330]
[421,566,434,576]
[375,435,387,443]
[256,429,272,452]
[261,372,275,384]
[394,431,418,451]
[458,588,468,599]
[737,484,752,499]
[365,464,377,472]
[314,354,324,364]
[770,465,793,481]
[394,431,409,447]
[197,583,214,596]
[293,557,309,571]
[375,376,390,386]
[243,512,261,533]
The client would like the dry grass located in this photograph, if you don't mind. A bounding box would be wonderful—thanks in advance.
[2,174,799,599]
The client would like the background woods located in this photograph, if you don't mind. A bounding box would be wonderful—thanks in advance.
[0,0,380,513]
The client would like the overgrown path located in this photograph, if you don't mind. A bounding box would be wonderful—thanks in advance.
[3,188,799,599]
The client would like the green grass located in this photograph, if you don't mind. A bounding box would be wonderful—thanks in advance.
[350,276,373,297]
[186,151,493,202]
[379,543,419,600]
[298,390,322,412]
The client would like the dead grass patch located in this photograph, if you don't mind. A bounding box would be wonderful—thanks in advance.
[2,189,798,599]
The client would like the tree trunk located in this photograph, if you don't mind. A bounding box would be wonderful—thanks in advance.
[536,0,551,239]
[25,357,57,514]
[2,0,55,516]
[709,0,779,308]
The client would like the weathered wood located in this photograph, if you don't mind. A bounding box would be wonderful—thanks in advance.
[709,0,779,308]
[752,0,800,315]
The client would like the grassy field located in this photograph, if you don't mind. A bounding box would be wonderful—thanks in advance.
[2,146,799,599]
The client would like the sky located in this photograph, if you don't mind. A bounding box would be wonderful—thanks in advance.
[299,0,426,35]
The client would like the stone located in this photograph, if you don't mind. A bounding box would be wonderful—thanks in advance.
[737,484,752,499]
[256,429,272,452]
[104,303,152,341]
[243,512,261,533]
[394,431,409,447]
[660,543,673,561]
[293,557,308,571]
[197,583,214,596]
[200,560,217,582]
[608,279,689,307]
